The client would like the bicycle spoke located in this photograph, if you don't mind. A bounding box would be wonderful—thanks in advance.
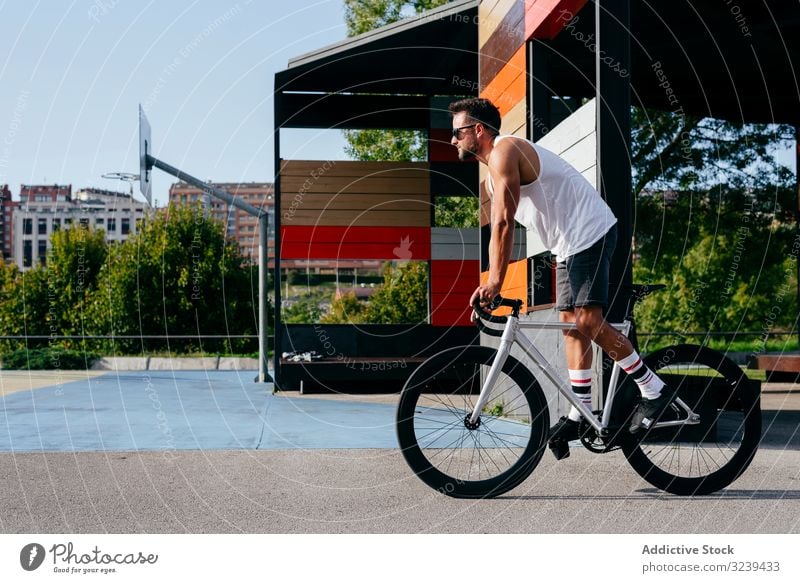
[624,346,759,494]
[397,346,549,497]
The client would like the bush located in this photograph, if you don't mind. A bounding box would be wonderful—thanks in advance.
[1,347,99,370]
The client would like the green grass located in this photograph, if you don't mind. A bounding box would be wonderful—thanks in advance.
[640,335,798,355]
[483,402,505,417]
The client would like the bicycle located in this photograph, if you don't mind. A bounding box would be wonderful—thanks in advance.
[396,285,761,498]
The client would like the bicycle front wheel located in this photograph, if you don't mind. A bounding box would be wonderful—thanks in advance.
[621,344,761,495]
[396,346,549,498]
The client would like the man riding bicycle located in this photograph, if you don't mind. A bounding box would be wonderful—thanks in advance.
[449,97,670,443]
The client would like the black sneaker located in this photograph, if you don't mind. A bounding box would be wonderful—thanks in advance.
[628,391,673,434]
[549,416,581,442]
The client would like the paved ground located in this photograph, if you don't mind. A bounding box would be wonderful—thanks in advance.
[0,448,797,533]
[0,369,797,533]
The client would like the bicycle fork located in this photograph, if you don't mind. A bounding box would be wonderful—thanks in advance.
[467,316,518,426]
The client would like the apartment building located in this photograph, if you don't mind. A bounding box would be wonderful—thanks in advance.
[168,181,275,262]
[0,184,13,261]
[12,184,150,269]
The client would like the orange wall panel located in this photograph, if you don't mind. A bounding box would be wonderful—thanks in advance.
[480,44,526,116]
[480,258,528,314]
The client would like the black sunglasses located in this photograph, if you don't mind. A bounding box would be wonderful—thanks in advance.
[451,124,477,139]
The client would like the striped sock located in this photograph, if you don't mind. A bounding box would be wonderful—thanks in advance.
[567,368,593,422]
[617,351,664,399]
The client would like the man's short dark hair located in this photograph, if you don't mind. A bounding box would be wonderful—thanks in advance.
[448,98,501,136]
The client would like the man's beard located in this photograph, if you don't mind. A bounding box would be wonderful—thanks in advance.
[458,146,477,161]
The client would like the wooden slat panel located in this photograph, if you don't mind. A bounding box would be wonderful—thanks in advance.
[281,160,431,227]
[480,44,526,116]
[559,135,596,178]
[518,100,598,258]
[285,209,430,227]
[480,0,526,89]
[480,0,525,49]
[502,98,528,137]
[281,226,431,260]
[536,98,594,153]
[281,193,429,209]
[281,160,429,178]
[481,0,506,22]
[536,98,597,188]
[281,177,430,195]
[525,0,588,40]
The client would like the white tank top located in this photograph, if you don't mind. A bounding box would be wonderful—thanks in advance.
[487,135,617,263]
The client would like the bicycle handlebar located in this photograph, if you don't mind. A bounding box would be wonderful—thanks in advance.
[471,295,523,336]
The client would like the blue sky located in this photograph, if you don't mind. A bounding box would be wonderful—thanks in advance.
[1,1,794,208]
[0,0,350,207]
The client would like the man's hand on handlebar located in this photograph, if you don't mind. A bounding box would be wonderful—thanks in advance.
[469,282,501,313]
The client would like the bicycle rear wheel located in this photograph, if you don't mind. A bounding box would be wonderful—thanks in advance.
[396,346,549,498]
[621,344,761,495]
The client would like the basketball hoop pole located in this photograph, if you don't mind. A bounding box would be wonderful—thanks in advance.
[148,157,262,217]
[144,154,271,383]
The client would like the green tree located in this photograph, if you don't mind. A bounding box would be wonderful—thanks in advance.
[47,227,108,344]
[320,291,367,324]
[91,204,258,353]
[343,128,427,162]
[630,107,796,338]
[342,0,450,163]
[0,265,47,351]
[0,227,107,352]
[344,0,451,35]
[635,220,796,336]
[365,261,429,324]
[632,108,794,197]
[283,292,326,324]
[434,196,479,228]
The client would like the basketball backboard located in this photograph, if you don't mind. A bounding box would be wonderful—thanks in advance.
[139,105,153,206]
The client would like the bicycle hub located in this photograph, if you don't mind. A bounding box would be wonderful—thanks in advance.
[463,415,481,430]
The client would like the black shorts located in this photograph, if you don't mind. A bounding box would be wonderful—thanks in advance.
[555,225,617,311]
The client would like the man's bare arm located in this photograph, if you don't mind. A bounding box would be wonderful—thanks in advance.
[470,141,521,305]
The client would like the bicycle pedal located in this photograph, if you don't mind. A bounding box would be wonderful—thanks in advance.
[548,438,570,461]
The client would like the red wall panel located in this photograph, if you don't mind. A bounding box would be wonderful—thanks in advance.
[431,259,479,326]
[281,226,431,260]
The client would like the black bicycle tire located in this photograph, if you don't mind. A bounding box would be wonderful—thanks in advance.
[621,344,761,495]
[396,345,549,498]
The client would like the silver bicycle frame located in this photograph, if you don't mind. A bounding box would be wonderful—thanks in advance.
[468,315,698,433]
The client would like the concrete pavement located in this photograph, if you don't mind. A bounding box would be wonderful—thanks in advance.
[0,448,797,533]
[0,369,798,533]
